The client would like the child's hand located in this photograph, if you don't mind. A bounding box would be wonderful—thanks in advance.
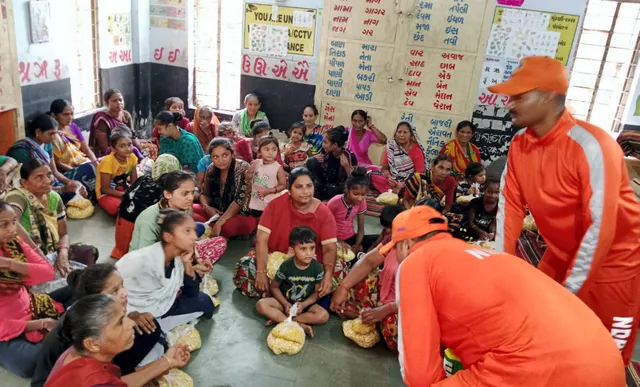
[284,146,294,157]
[477,230,492,241]
[339,154,352,171]
[256,187,272,199]
[284,302,292,316]
[315,153,324,163]
[351,244,362,254]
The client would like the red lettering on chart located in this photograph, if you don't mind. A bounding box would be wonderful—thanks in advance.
[119,49,132,63]
[253,57,267,76]
[109,51,117,64]
[365,8,385,15]
[365,0,382,3]
[324,105,336,113]
[19,62,32,83]
[54,59,61,80]
[410,49,424,57]
[409,60,425,67]
[362,29,374,36]
[242,54,251,73]
[292,60,310,82]
[271,59,288,79]
[168,49,180,63]
[154,48,165,61]
[33,60,48,79]
[109,49,133,64]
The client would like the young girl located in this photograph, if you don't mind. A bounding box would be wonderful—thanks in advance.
[248,136,286,217]
[217,121,253,163]
[467,178,499,241]
[97,132,138,216]
[250,120,284,166]
[156,111,204,173]
[457,162,486,197]
[327,168,378,254]
[152,97,190,145]
[233,93,270,137]
[346,109,387,167]
[186,105,221,151]
[283,122,311,172]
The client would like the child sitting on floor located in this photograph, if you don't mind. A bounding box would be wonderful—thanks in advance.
[328,167,378,254]
[283,122,311,173]
[250,120,284,166]
[152,97,190,146]
[256,226,330,337]
[97,131,138,216]
[457,162,486,197]
[248,136,286,218]
[467,178,499,241]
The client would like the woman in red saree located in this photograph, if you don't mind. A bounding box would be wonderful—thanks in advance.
[233,167,339,299]
[186,105,221,151]
[439,120,481,177]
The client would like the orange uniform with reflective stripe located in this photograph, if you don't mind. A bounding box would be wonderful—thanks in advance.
[496,110,640,363]
[397,234,625,387]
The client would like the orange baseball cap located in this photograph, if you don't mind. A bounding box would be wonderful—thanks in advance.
[488,56,569,96]
[378,206,449,256]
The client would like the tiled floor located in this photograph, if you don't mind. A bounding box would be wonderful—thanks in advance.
[0,208,405,387]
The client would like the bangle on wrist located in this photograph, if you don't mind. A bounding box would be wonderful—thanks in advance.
[256,269,266,274]
[338,283,349,291]
[161,354,173,368]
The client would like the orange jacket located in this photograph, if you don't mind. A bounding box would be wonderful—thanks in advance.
[496,110,640,292]
[397,234,625,387]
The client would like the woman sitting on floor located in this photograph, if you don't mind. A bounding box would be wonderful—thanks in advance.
[439,120,481,177]
[0,156,19,197]
[370,121,426,194]
[233,167,338,300]
[346,109,387,168]
[6,114,88,203]
[89,89,149,160]
[330,204,403,353]
[31,264,164,387]
[49,99,99,197]
[110,154,182,261]
[0,200,67,378]
[186,105,221,151]
[43,294,191,387]
[232,92,270,137]
[404,155,457,214]
[117,210,215,329]
[156,111,205,173]
[200,138,257,238]
[5,160,98,271]
[301,104,325,157]
[129,171,226,265]
[306,126,358,201]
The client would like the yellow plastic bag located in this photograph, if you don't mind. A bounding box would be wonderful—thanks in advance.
[376,190,399,205]
[167,323,202,352]
[456,195,475,205]
[267,304,305,355]
[157,369,194,387]
[66,195,95,219]
[267,252,289,280]
[342,318,380,348]
[199,274,220,308]
[337,241,356,263]
[522,214,538,232]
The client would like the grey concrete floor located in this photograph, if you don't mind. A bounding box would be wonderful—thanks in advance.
[0,208,405,387]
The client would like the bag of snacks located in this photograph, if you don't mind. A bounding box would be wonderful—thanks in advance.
[337,241,356,263]
[157,369,194,387]
[342,318,380,348]
[443,348,464,377]
[267,251,289,280]
[376,190,399,205]
[199,274,220,308]
[167,322,202,352]
[522,214,538,232]
[66,193,94,219]
[456,195,475,205]
[267,304,305,355]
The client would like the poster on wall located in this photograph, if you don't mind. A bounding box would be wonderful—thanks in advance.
[150,0,188,68]
[471,0,586,162]
[150,0,186,31]
[0,0,18,112]
[98,0,132,69]
[29,0,51,44]
[241,2,319,85]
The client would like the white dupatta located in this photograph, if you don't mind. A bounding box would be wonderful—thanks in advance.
[116,242,185,317]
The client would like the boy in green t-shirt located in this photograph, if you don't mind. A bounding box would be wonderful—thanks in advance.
[256,226,330,337]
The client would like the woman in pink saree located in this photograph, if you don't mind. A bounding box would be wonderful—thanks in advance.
[346,109,387,168]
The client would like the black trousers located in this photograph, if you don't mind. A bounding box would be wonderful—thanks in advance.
[306,158,346,201]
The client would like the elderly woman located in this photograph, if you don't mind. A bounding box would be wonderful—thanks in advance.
[404,155,458,214]
[0,200,66,378]
[371,121,426,193]
[233,167,338,299]
[232,93,270,137]
[49,99,99,194]
[7,114,89,202]
[5,160,98,272]
[439,120,482,176]
[200,138,257,238]
[110,154,182,261]
[43,294,191,387]
[186,105,221,151]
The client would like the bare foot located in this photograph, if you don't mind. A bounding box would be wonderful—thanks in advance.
[265,320,275,327]
[298,323,314,338]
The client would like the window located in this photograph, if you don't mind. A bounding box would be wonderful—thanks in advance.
[193,0,243,111]
[70,0,101,113]
[567,0,640,132]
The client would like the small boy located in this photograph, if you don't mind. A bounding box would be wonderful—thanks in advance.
[255,226,330,337]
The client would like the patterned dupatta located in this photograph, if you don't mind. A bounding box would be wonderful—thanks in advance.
[387,123,426,181]
[8,137,51,164]
[5,187,60,254]
[52,124,88,167]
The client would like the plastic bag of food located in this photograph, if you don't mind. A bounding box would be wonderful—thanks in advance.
[66,191,95,219]
[467,240,496,250]
[167,322,202,352]
[157,369,194,387]
[443,348,464,377]
[522,214,538,232]
[376,190,399,205]
[456,195,475,205]
[199,273,220,308]
[267,304,305,355]
[342,318,380,348]
[267,251,289,280]
[337,241,356,263]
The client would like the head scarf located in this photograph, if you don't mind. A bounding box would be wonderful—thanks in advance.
[152,154,181,182]
[192,106,220,150]
[387,122,426,181]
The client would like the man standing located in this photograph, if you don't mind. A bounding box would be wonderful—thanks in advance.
[382,206,625,386]
[489,56,640,364]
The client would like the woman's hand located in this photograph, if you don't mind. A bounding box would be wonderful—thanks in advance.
[63,180,86,197]
[245,162,256,181]
[128,311,157,335]
[339,154,352,173]
[330,285,349,314]
[165,344,191,368]
[315,153,324,163]
[211,219,225,237]
[255,270,269,294]
[55,249,71,276]
[203,205,220,219]
[318,275,333,298]
[37,318,58,331]
[361,305,391,325]
[351,244,362,255]
[193,259,213,277]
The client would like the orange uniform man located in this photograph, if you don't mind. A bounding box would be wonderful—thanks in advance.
[381,206,625,386]
[489,56,640,364]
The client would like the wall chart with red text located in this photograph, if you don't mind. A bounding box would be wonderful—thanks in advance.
[316,0,495,166]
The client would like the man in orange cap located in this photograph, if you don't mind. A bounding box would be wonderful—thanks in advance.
[489,56,640,365]
[386,205,625,387]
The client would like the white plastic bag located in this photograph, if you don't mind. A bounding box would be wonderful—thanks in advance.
[267,304,306,355]
[167,321,202,352]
